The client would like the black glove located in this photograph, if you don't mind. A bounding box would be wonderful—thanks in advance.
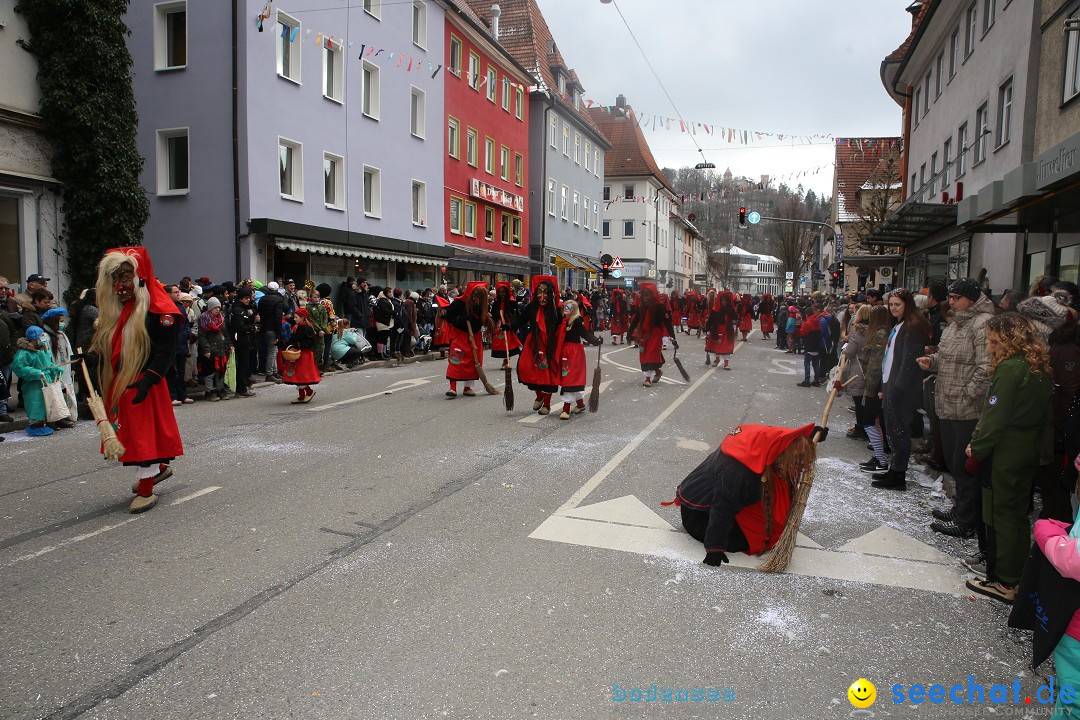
[501,323,511,331]
[703,551,729,566]
[813,425,829,443]
[127,372,158,405]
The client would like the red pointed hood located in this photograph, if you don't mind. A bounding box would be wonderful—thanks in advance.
[463,281,487,302]
[714,290,735,312]
[434,294,452,308]
[106,246,180,317]
[720,424,815,475]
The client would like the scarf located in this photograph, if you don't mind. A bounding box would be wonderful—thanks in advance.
[200,311,224,333]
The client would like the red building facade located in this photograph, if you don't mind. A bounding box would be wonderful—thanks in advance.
[443,4,534,283]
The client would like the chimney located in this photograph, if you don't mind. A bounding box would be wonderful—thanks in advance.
[616,94,626,110]
[905,1,923,27]
[491,4,501,39]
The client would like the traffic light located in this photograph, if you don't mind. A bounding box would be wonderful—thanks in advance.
[830,270,840,288]
[738,207,746,225]
[601,264,610,279]
[837,261,845,285]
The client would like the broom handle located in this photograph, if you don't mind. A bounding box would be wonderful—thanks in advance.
[815,354,847,442]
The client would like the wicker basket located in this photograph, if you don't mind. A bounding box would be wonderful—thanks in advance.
[281,345,302,362]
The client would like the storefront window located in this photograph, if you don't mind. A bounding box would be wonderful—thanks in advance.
[1058,245,1080,285]
[1027,251,1046,290]
[0,196,21,284]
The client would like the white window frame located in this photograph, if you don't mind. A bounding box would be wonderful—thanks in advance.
[942,137,952,188]
[514,153,523,187]
[412,1,427,49]
[603,185,610,201]
[449,196,463,234]
[464,200,476,237]
[561,185,568,220]
[500,146,509,182]
[486,67,497,102]
[996,78,1012,149]
[448,117,460,159]
[548,115,557,148]
[929,152,938,195]
[574,132,581,164]
[466,127,478,167]
[484,137,494,174]
[449,35,462,76]
[949,28,959,78]
[583,197,591,230]
[276,10,301,83]
[974,103,988,165]
[623,183,634,200]
[154,1,187,71]
[468,51,480,91]
[1066,9,1080,103]
[323,152,345,210]
[514,87,523,119]
[982,0,995,34]
[965,2,977,57]
[562,124,570,156]
[323,40,344,103]
[484,207,494,241]
[935,52,944,97]
[156,127,190,195]
[623,220,634,238]
[602,220,610,238]
[584,141,592,172]
[913,89,921,128]
[363,165,381,217]
[412,180,426,226]
[957,122,968,177]
[593,203,600,232]
[594,150,600,177]
[547,178,556,216]
[362,61,380,119]
[410,86,426,139]
[364,0,381,20]
[572,191,580,225]
[501,78,510,112]
[924,72,931,113]
[511,216,521,247]
[279,136,303,202]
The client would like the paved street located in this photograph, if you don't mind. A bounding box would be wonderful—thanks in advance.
[0,332,1050,719]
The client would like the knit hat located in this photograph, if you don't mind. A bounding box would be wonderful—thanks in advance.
[948,278,982,303]
[1018,295,1070,339]
[236,287,253,299]
[855,293,867,303]
[25,326,44,342]
[206,297,222,310]
[267,281,280,291]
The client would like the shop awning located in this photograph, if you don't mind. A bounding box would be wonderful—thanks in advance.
[445,243,543,269]
[274,238,445,266]
[840,254,904,267]
[862,201,959,248]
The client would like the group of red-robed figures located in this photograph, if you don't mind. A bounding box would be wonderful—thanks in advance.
[610,288,776,344]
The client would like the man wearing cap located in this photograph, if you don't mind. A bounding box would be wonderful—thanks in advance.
[14,273,49,314]
[229,287,258,397]
[283,279,300,314]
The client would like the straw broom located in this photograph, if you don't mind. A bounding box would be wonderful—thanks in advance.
[672,343,690,382]
[466,319,500,396]
[588,340,602,413]
[758,353,847,573]
[76,352,126,462]
[501,312,514,411]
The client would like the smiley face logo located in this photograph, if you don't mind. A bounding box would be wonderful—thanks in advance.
[848,678,876,708]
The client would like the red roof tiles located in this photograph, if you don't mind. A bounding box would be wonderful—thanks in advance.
[587,104,676,195]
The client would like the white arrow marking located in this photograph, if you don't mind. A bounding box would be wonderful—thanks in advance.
[312,377,433,411]
[170,486,222,506]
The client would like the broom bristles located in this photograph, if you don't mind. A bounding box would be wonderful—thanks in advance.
[503,365,514,410]
[673,353,690,382]
[757,467,814,573]
[588,367,601,412]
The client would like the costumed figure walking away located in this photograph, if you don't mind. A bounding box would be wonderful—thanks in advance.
[626,283,678,387]
[511,276,562,414]
[609,288,630,345]
[670,291,683,334]
[758,293,775,339]
[432,286,452,358]
[558,298,602,419]
[662,424,821,565]
[489,282,521,368]
[686,290,702,336]
[737,293,755,341]
[89,248,184,513]
[445,281,495,397]
[705,291,738,369]
[278,307,321,403]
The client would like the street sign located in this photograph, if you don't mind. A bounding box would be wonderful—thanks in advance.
[624,278,633,287]
[784,271,794,280]
[600,253,613,267]
[785,280,794,292]
[611,270,623,279]
[610,255,625,270]
[747,211,761,225]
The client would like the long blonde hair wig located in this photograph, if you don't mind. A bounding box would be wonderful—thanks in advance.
[91,251,152,409]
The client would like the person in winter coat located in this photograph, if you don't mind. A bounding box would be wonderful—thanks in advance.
[229,287,259,398]
[662,423,820,565]
[198,297,232,401]
[510,276,563,414]
[339,278,360,330]
[372,287,396,359]
[330,319,368,367]
[626,283,678,387]
[12,326,58,436]
[444,282,495,398]
[304,289,330,372]
[0,293,16,423]
[705,290,737,369]
[916,279,995,540]
[67,287,99,355]
[40,308,77,427]
[1031,507,1080,717]
[841,305,870,440]
[871,289,931,490]
[257,282,285,379]
[557,298,602,419]
[963,313,1053,604]
[858,304,892,474]
[796,304,829,387]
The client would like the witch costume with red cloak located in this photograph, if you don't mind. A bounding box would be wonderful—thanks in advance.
[609,289,630,344]
[758,293,775,338]
[510,275,562,414]
[625,283,677,387]
[90,247,184,514]
[705,291,738,369]
[686,291,703,334]
[489,282,521,365]
[737,293,755,340]
[278,307,321,403]
[431,289,452,355]
[662,424,816,565]
[557,299,602,419]
[444,281,493,397]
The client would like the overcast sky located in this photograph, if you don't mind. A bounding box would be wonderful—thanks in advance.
[537,0,913,198]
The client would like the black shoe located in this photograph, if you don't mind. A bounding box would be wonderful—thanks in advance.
[846,429,867,439]
[931,507,955,522]
[859,459,888,473]
[796,381,813,387]
[871,470,906,490]
[930,520,976,539]
[961,551,986,576]
[925,459,948,472]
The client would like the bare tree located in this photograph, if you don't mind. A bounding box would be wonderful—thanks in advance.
[706,244,741,291]
[767,196,814,284]
[844,155,903,257]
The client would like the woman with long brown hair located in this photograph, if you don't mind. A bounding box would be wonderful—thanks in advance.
[871,288,931,490]
[858,304,893,473]
[964,313,1053,604]
[662,424,819,565]
[510,276,563,414]
[444,281,495,398]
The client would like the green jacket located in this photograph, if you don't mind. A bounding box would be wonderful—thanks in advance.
[969,355,1052,463]
[858,328,887,397]
[11,338,59,422]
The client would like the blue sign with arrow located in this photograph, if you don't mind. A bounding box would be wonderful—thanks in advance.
[748,211,761,225]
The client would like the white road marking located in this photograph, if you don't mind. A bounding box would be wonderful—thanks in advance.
[768,358,801,375]
[170,486,222,506]
[311,377,433,411]
[531,494,966,594]
[517,380,613,424]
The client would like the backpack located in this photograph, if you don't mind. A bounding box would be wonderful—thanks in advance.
[392,298,408,332]
[418,299,434,323]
